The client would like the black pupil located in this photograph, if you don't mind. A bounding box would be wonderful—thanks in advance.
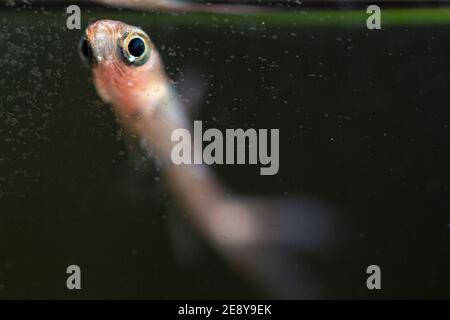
[128,37,145,57]
[81,38,90,58]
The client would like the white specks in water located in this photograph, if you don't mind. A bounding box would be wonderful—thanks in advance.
[30,66,41,78]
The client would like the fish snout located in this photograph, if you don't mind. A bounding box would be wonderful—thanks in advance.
[80,20,123,67]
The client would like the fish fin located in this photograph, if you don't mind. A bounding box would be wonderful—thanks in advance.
[167,207,208,269]
[172,66,207,118]
[198,195,347,298]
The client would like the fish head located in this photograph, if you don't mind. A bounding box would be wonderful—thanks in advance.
[80,20,166,115]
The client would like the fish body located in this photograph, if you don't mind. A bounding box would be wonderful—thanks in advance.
[82,20,343,298]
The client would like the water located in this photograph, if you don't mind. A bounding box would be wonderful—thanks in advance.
[0,4,449,298]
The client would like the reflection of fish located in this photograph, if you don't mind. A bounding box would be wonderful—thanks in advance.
[93,0,268,14]
[81,20,344,298]
[34,0,270,13]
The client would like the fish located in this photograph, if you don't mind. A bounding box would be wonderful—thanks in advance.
[81,19,345,298]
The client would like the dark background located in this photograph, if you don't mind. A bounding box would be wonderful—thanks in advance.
[0,4,449,298]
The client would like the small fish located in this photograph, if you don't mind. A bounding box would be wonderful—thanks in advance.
[81,20,344,298]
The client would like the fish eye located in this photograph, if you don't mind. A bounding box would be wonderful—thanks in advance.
[128,37,145,58]
[79,36,92,66]
[120,32,151,66]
